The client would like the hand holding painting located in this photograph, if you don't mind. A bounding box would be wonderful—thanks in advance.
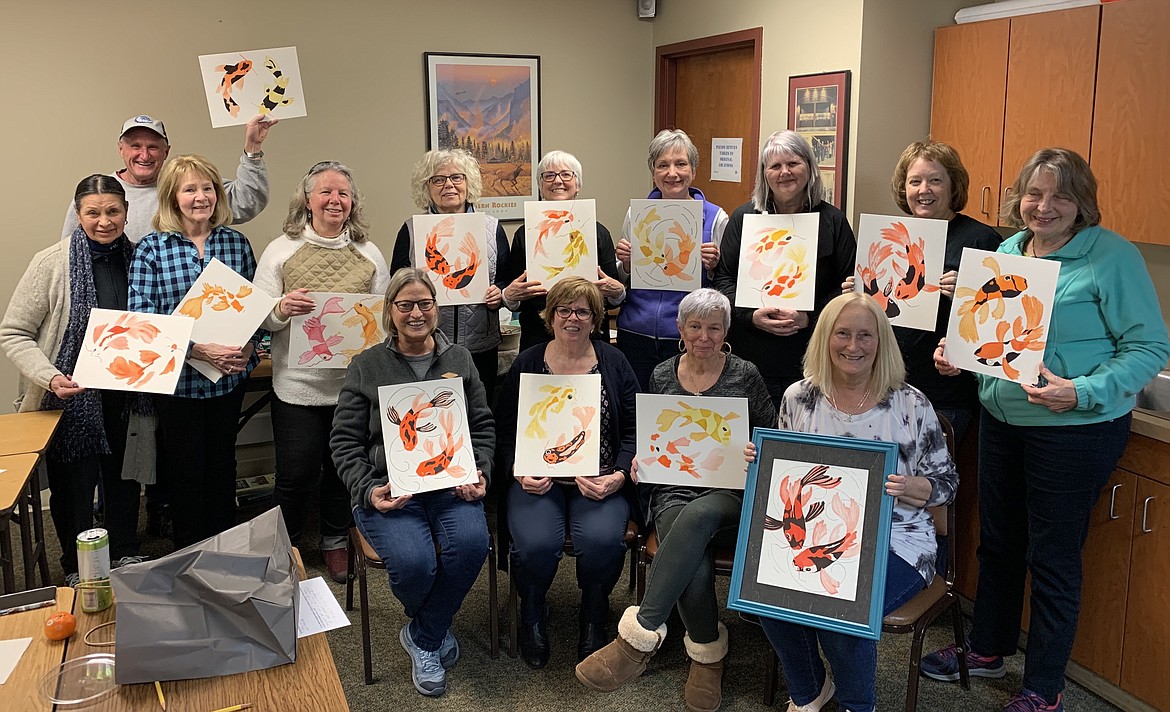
[700,241,721,271]
[277,287,314,318]
[484,285,503,309]
[504,270,548,303]
[517,475,553,496]
[751,306,808,337]
[454,472,488,501]
[575,472,624,501]
[49,374,85,400]
[884,473,932,508]
[616,238,632,272]
[192,341,253,376]
[243,115,278,154]
[369,482,412,512]
[1020,362,1078,413]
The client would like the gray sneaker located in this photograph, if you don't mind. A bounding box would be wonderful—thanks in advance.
[64,573,81,588]
[438,630,460,669]
[399,624,447,696]
[113,555,148,568]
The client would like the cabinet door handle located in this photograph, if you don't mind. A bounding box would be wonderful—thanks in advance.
[981,186,991,218]
[1108,483,1122,520]
[1141,496,1155,534]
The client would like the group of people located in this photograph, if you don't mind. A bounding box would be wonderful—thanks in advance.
[1,111,1166,712]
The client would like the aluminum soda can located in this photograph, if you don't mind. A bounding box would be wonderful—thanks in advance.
[77,528,113,612]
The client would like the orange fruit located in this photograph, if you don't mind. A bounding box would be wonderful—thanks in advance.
[44,611,76,641]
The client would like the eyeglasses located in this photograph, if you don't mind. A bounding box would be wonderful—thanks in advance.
[392,299,436,313]
[540,170,576,183]
[554,306,593,320]
[428,174,466,187]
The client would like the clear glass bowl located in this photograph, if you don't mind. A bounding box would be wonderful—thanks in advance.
[38,652,117,707]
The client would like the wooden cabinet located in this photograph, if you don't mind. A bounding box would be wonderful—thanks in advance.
[1120,473,1170,710]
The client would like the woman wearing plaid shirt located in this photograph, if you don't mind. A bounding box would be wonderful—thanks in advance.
[128,155,263,548]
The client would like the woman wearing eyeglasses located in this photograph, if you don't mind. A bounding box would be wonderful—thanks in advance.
[253,161,391,583]
[502,150,625,352]
[391,149,510,401]
[332,268,495,698]
[495,277,639,669]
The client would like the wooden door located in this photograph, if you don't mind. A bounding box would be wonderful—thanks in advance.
[1091,0,1170,245]
[656,29,762,215]
[1001,6,1099,223]
[930,19,1009,226]
[1122,476,1170,710]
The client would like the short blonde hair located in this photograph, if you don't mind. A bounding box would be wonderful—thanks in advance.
[153,155,233,234]
[803,293,905,399]
[891,141,970,214]
[541,277,604,336]
[381,268,439,335]
[409,149,484,211]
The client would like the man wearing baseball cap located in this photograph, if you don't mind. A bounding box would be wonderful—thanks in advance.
[59,113,277,242]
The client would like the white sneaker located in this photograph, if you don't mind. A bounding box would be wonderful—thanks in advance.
[786,676,835,712]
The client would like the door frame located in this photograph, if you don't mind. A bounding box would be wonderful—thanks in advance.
[654,27,764,158]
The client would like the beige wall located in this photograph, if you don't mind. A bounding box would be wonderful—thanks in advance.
[0,0,655,407]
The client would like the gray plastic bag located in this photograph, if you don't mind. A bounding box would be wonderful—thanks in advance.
[111,506,298,684]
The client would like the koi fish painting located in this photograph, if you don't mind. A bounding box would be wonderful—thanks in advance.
[172,258,278,383]
[854,214,947,332]
[515,373,601,477]
[943,248,1059,385]
[411,213,490,306]
[378,377,477,496]
[629,199,703,291]
[198,46,308,128]
[734,213,820,311]
[635,394,750,488]
[73,309,195,395]
[287,292,386,369]
[523,199,599,288]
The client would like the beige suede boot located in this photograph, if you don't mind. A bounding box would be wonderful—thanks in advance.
[574,606,665,693]
[683,622,728,712]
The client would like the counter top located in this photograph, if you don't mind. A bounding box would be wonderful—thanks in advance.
[1132,409,1170,444]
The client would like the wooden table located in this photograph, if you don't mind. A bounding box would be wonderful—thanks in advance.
[0,587,75,710]
[0,411,61,457]
[61,549,349,711]
[0,453,49,592]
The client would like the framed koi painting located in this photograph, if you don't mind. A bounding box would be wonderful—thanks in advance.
[523,199,599,288]
[788,70,850,210]
[197,46,308,128]
[73,309,195,394]
[412,213,490,306]
[729,429,896,640]
[514,373,601,478]
[287,293,385,369]
[629,200,703,292]
[424,52,540,220]
[733,213,820,311]
[171,258,279,382]
[634,394,749,488]
[378,377,478,496]
[943,248,1059,385]
[854,214,947,332]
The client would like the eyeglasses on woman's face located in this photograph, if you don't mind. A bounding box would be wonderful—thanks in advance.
[428,173,466,187]
[392,299,437,313]
[554,305,593,320]
[540,170,576,183]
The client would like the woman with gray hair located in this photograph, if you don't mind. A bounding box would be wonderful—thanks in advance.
[254,160,391,583]
[615,129,730,391]
[503,150,625,351]
[576,288,775,712]
[713,130,856,408]
[391,149,510,400]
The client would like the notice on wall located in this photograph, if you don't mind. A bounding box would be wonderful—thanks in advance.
[711,138,743,182]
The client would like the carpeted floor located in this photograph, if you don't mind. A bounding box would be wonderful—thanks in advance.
[27,496,1124,711]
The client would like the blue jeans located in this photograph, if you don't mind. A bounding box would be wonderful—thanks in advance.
[761,552,925,712]
[352,492,488,651]
[507,480,630,623]
[616,329,680,392]
[968,408,1130,700]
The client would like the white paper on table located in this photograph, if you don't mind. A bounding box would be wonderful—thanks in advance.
[287,293,385,369]
[197,46,308,128]
[171,258,278,382]
[634,394,750,489]
[378,377,478,496]
[629,200,703,292]
[72,309,195,395]
[296,577,350,638]
[734,213,820,311]
[515,373,601,478]
[854,214,947,332]
[523,199,599,288]
[412,213,490,306]
[0,637,32,684]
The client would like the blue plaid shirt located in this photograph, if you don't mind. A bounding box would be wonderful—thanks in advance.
[128,225,261,398]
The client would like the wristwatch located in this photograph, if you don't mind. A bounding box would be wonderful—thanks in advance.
[244,150,265,159]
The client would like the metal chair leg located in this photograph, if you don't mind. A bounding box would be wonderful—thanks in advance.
[507,576,520,658]
[952,599,970,690]
[344,538,355,612]
[763,650,779,706]
[357,545,374,685]
[488,535,500,659]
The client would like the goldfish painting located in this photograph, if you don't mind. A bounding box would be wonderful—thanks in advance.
[214,57,253,118]
[630,200,703,291]
[955,256,1030,343]
[416,410,467,478]
[524,199,599,288]
[533,209,574,258]
[635,393,748,489]
[973,293,1046,381]
[655,401,740,445]
[759,245,808,302]
[378,377,477,496]
[291,293,386,369]
[74,309,193,395]
[413,213,489,305]
[542,405,596,465]
[178,282,254,320]
[388,390,457,451]
[524,384,577,439]
[516,373,602,477]
[340,301,385,360]
[881,222,940,301]
[735,213,820,311]
[791,494,861,595]
[763,464,842,549]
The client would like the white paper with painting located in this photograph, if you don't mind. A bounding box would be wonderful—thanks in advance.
[72,309,194,394]
[197,46,307,128]
[172,258,279,382]
[734,213,820,311]
[412,213,490,306]
[629,200,703,292]
[378,377,478,496]
[758,459,869,601]
[854,214,947,332]
[515,373,601,478]
[943,248,1059,384]
[523,199,599,287]
[635,394,749,488]
[287,293,385,369]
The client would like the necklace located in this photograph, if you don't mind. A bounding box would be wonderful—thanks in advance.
[827,386,871,421]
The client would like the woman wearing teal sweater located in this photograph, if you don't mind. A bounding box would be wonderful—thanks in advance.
[924,148,1169,712]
